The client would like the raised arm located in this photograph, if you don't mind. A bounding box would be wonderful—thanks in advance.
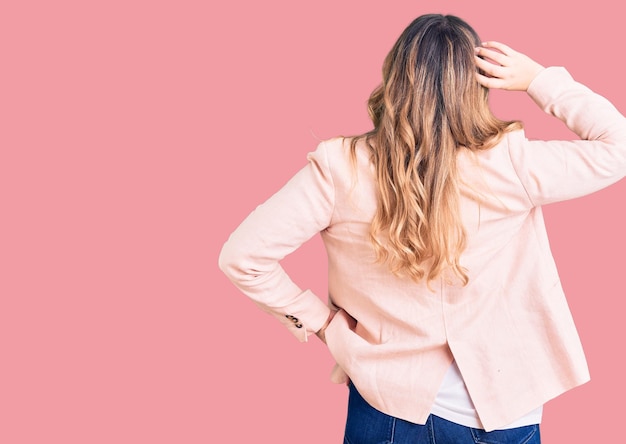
[476,42,626,205]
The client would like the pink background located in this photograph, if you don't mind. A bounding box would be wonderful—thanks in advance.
[2,1,624,442]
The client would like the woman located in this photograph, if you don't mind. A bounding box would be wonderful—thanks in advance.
[219,14,626,444]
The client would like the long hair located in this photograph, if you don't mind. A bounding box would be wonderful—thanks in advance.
[351,14,522,286]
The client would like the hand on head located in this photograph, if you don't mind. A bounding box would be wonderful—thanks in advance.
[475,41,545,91]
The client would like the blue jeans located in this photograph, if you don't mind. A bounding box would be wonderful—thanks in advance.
[344,383,540,444]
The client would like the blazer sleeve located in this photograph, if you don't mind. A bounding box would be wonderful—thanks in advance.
[218,141,335,342]
[508,67,626,206]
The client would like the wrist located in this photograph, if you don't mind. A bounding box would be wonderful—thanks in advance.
[319,310,336,331]
[315,309,337,343]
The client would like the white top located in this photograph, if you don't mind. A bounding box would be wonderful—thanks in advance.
[430,361,543,429]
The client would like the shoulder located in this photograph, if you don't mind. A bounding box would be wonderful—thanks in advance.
[465,129,527,165]
[488,129,530,175]
[313,136,351,158]
[502,128,527,150]
[308,136,376,193]
[309,136,369,170]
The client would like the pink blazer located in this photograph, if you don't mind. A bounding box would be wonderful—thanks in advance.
[218,67,626,431]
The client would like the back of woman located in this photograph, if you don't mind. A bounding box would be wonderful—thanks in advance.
[219,13,626,444]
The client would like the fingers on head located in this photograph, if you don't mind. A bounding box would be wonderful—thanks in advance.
[475,46,508,66]
[474,55,504,78]
[480,41,514,55]
[475,72,494,89]
[475,72,502,90]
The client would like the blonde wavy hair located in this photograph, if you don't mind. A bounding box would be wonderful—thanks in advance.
[351,14,522,286]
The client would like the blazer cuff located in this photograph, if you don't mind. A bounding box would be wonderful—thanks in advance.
[526,66,572,110]
[268,289,332,343]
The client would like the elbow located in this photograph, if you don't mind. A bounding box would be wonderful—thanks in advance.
[218,240,238,281]
[218,239,258,285]
[219,235,270,290]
